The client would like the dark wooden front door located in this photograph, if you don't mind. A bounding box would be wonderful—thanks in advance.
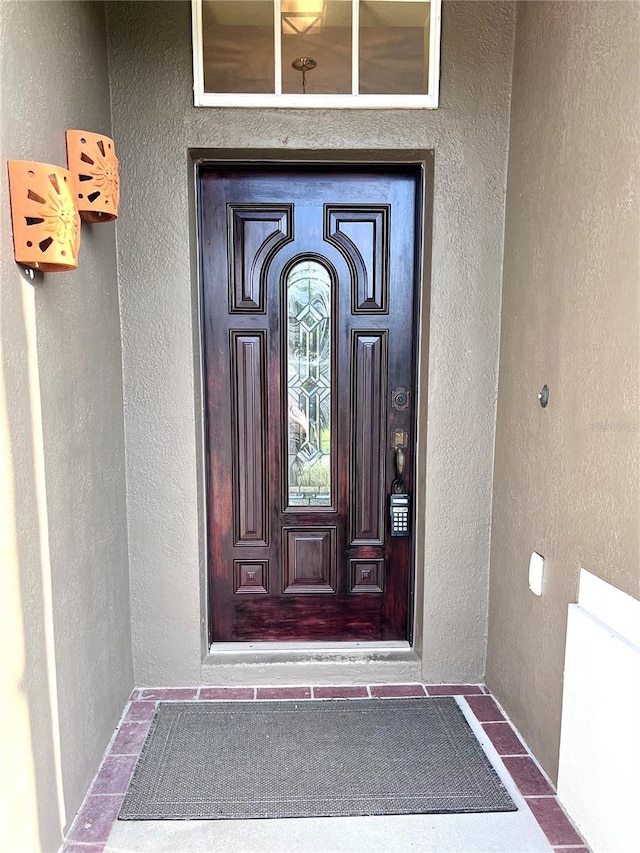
[200,165,420,642]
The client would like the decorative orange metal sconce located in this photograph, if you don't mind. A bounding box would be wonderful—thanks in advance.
[7,160,81,272]
[66,130,119,222]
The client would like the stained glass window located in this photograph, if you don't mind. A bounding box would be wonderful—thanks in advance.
[285,260,332,507]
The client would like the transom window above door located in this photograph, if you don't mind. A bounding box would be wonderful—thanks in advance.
[191,0,441,108]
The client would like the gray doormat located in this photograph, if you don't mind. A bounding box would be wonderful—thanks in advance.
[119,698,516,820]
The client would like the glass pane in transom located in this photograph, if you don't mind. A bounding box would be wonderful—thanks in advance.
[281,0,352,95]
[203,0,275,93]
[359,0,430,95]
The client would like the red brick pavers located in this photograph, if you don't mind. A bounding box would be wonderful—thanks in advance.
[63,695,157,850]
[109,721,151,755]
[461,692,589,851]
[200,687,255,700]
[425,684,483,696]
[313,685,369,699]
[370,683,426,698]
[139,687,198,701]
[121,700,156,723]
[64,795,123,846]
[256,686,312,700]
[502,756,555,797]
[482,721,528,755]
[526,796,585,847]
[464,694,505,721]
[90,755,138,796]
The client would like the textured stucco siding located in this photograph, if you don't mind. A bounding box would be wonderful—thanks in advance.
[0,3,133,849]
[488,0,640,782]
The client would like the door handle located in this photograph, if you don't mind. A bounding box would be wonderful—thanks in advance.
[392,446,407,495]
[395,445,405,482]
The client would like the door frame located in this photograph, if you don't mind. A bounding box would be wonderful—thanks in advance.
[190,149,433,681]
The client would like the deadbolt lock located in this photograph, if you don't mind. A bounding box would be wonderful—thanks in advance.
[392,387,410,412]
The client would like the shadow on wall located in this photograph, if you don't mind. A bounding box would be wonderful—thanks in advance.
[0,265,64,852]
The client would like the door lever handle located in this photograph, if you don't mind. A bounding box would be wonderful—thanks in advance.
[395,445,406,481]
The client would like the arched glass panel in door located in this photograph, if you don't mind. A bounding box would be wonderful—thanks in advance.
[285,259,333,507]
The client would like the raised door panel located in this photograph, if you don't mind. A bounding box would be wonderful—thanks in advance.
[350,559,385,593]
[230,331,268,545]
[234,560,269,594]
[351,332,388,545]
[228,205,292,312]
[325,205,390,313]
[282,527,337,594]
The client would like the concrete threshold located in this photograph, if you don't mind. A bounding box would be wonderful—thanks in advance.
[202,642,422,686]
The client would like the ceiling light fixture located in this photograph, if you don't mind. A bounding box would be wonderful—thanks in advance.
[291,56,317,94]
[281,0,325,36]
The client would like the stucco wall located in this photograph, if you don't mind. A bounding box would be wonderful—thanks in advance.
[105,0,515,685]
[0,3,133,850]
[487,1,640,783]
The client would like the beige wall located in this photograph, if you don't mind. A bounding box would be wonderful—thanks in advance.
[105,0,516,686]
[0,3,133,850]
[487,1,640,783]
